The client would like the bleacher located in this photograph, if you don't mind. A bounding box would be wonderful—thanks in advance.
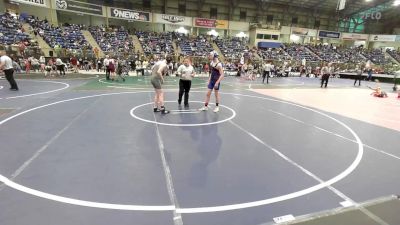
[136,31,173,56]
[284,44,319,62]
[90,26,134,54]
[258,48,291,61]
[387,49,400,63]
[0,13,30,45]
[361,49,390,65]
[215,37,247,60]
[306,44,342,62]
[335,47,366,64]
[177,34,213,57]
[26,16,90,51]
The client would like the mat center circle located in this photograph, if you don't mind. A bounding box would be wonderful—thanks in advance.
[130,101,236,127]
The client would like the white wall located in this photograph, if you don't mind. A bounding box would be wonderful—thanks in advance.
[19,4,52,21]
[0,0,5,13]
[229,30,249,38]
[57,11,91,26]
[108,19,162,32]
[369,41,400,49]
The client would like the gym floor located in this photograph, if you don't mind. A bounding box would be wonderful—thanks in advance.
[0,75,399,225]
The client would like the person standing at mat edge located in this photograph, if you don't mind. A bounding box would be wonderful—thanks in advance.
[177,57,195,108]
[263,60,272,84]
[200,51,224,113]
[150,55,173,114]
[103,55,110,80]
[320,62,333,88]
[0,48,18,91]
[354,64,363,86]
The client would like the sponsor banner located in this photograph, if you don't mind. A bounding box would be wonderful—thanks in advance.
[194,18,229,29]
[109,7,151,22]
[10,0,48,8]
[291,27,309,36]
[291,27,317,37]
[55,0,103,16]
[153,13,192,26]
[396,35,400,42]
[369,34,397,42]
[341,33,369,40]
[318,30,341,39]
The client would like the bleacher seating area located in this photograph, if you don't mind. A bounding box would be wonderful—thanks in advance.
[90,26,134,54]
[26,16,89,50]
[361,49,390,65]
[335,47,366,64]
[177,34,213,57]
[258,48,291,61]
[387,49,400,63]
[136,31,173,56]
[215,37,247,60]
[0,12,398,74]
[284,44,320,62]
[306,45,341,62]
[0,13,30,45]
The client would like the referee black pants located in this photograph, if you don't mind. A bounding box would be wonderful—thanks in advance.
[263,71,270,84]
[4,69,18,90]
[354,75,362,86]
[106,66,110,80]
[178,79,192,106]
[321,74,330,88]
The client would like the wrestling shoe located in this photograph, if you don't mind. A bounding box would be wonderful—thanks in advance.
[199,106,209,111]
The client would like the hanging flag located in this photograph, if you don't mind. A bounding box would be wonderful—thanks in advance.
[337,0,346,10]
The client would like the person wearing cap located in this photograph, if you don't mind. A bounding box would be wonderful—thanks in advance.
[177,57,195,108]
[199,51,224,113]
[150,55,173,114]
[0,48,19,91]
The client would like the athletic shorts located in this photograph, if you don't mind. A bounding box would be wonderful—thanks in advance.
[208,79,220,90]
[151,77,163,89]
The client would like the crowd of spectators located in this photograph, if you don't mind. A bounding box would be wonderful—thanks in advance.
[136,31,173,57]
[386,49,400,63]
[0,13,30,45]
[26,16,90,51]
[361,49,390,65]
[334,46,366,64]
[283,44,320,62]
[306,44,341,62]
[257,48,291,61]
[176,34,214,57]
[89,25,134,55]
[215,37,247,60]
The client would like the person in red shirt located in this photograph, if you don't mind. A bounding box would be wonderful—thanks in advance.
[93,47,99,59]
[24,58,30,74]
[70,56,78,73]
[204,63,209,74]
[19,42,26,57]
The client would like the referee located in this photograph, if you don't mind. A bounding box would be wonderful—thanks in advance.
[0,48,19,91]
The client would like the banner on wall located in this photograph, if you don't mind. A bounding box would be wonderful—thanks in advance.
[318,30,341,39]
[10,0,48,8]
[153,14,192,26]
[194,18,229,29]
[109,8,151,22]
[396,35,400,42]
[291,27,317,37]
[341,33,369,40]
[369,35,396,42]
[55,0,103,16]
